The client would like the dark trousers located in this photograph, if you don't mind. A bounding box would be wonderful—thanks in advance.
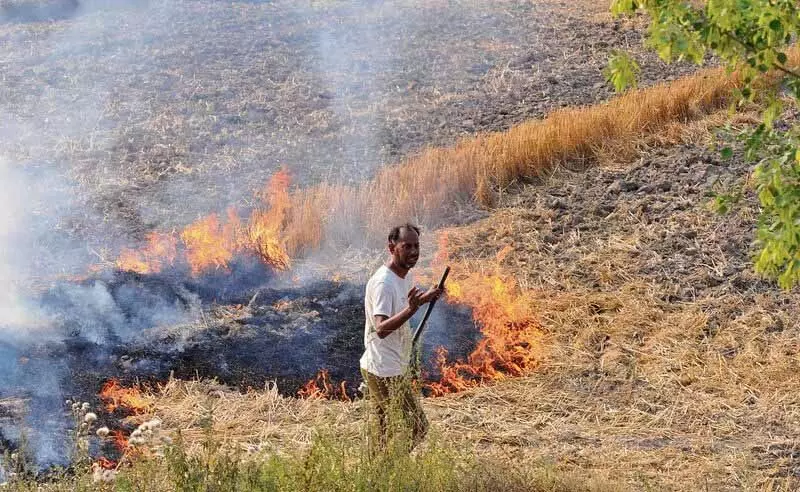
[361,368,428,451]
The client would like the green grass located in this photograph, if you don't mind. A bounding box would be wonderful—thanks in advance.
[3,423,616,492]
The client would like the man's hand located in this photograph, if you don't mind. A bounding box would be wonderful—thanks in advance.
[407,286,425,311]
[374,286,443,340]
[419,286,443,305]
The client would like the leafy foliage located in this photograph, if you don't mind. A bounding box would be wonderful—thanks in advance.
[604,51,641,92]
[607,0,800,288]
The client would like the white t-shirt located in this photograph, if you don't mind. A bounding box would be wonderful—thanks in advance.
[359,265,414,377]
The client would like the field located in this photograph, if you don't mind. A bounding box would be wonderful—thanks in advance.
[1,0,799,491]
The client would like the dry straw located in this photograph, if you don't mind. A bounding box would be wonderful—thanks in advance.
[278,64,744,254]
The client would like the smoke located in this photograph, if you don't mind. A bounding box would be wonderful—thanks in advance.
[0,159,32,330]
[0,0,491,471]
[0,154,199,466]
[0,0,80,24]
[0,1,202,467]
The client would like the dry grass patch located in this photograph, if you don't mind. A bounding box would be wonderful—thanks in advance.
[142,378,362,456]
[420,144,800,489]
[275,62,761,253]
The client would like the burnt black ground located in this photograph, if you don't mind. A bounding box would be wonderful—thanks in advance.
[0,268,475,465]
[6,270,477,412]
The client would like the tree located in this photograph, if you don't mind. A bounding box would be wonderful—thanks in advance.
[606,0,800,289]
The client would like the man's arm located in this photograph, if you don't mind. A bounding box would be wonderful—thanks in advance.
[374,286,425,339]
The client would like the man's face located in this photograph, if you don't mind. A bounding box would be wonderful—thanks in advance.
[389,228,420,270]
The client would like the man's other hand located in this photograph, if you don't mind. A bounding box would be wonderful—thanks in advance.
[407,286,425,311]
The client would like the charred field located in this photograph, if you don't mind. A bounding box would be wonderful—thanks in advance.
[1,0,795,490]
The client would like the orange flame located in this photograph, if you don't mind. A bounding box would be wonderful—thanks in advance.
[110,430,129,453]
[116,232,177,274]
[99,379,151,414]
[426,270,542,396]
[245,169,292,270]
[95,456,118,470]
[114,169,292,277]
[297,369,350,401]
[297,254,543,400]
[180,213,236,275]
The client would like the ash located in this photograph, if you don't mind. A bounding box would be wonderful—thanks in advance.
[0,265,477,468]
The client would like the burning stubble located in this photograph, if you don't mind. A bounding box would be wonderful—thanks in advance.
[0,0,558,473]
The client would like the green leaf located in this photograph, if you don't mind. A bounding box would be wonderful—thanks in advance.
[764,99,783,129]
[608,0,800,289]
[610,0,637,17]
[603,51,641,92]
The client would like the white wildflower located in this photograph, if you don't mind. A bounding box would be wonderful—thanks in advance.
[129,436,146,446]
[96,426,110,437]
[81,402,90,411]
[83,412,97,424]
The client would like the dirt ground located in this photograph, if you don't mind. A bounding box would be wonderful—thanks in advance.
[429,110,800,489]
[0,0,698,245]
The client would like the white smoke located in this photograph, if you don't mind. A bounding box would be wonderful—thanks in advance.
[0,1,201,468]
[0,157,34,329]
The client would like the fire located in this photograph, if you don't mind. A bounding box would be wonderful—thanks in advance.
[297,369,350,401]
[113,169,292,276]
[245,169,292,270]
[297,263,543,401]
[110,430,130,453]
[116,232,177,274]
[95,457,117,470]
[99,379,151,414]
[426,270,543,396]
[181,212,237,275]
[97,380,152,461]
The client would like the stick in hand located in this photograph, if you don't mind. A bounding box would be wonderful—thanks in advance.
[412,266,450,348]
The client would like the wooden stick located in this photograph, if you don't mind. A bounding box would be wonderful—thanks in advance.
[412,266,450,348]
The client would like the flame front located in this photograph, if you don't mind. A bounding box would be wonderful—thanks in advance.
[298,260,543,400]
[244,168,291,270]
[426,271,543,395]
[96,456,117,470]
[116,232,177,274]
[97,379,152,458]
[113,169,292,276]
[297,369,350,401]
[99,379,151,414]
[181,212,237,275]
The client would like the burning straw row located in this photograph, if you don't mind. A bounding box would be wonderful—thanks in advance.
[113,61,752,276]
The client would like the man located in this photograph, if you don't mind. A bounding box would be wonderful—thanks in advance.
[360,223,442,451]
